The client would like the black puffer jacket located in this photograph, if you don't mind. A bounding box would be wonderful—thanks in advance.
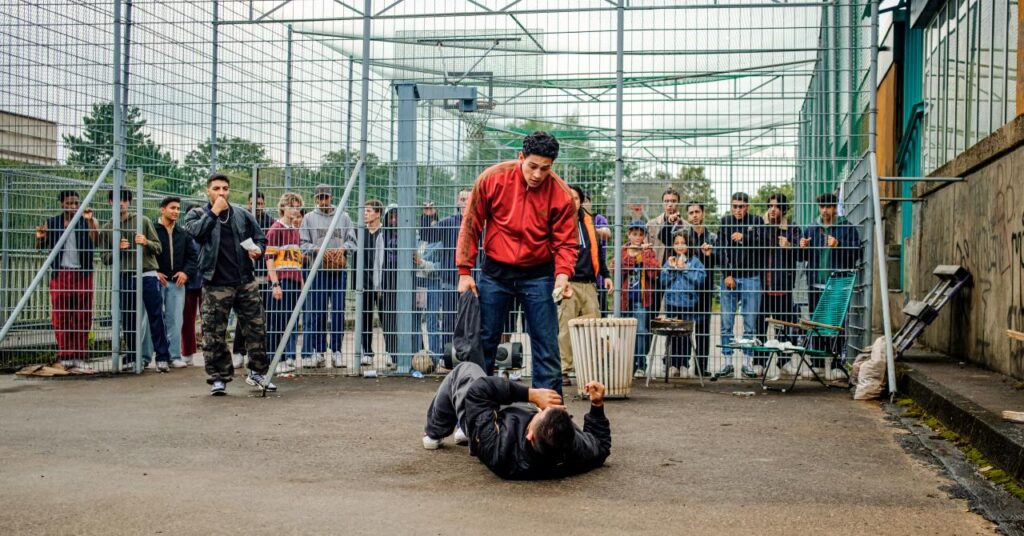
[465,377,611,480]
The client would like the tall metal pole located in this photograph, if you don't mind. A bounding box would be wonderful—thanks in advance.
[352,0,372,372]
[111,0,125,370]
[394,83,418,371]
[122,0,133,117]
[344,56,355,180]
[1,174,10,315]
[251,165,259,216]
[425,104,433,204]
[210,0,220,172]
[612,0,625,316]
[285,24,294,190]
[134,168,143,374]
[867,0,897,395]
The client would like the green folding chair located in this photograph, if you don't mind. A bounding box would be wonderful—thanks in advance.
[720,271,856,392]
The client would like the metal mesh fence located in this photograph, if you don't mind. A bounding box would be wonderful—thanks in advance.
[1,0,883,385]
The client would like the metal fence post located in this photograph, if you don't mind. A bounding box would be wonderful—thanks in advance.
[351,0,371,372]
[1,173,10,316]
[111,0,125,371]
[867,0,898,395]
[210,0,219,172]
[612,0,625,316]
[134,168,143,374]
[285,24,294,190]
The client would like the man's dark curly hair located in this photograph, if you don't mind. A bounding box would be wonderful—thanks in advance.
[522,131,560,160]
[532,407,575,460]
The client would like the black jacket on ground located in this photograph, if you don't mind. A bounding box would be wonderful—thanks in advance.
[465,376,611,480]
[155,223,199,279]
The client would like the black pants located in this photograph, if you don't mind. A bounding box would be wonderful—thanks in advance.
[361,287,398,359]
[424,361,486,439]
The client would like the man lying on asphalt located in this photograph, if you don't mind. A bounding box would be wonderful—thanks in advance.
[422,361,611,480]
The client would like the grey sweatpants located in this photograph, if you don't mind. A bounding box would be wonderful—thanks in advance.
[424,362,486,440]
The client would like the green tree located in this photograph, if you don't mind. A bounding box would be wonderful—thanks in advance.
[626,166,719,225]
[63,102,187,192]
[184,136,273,192]
[749,181,795,217]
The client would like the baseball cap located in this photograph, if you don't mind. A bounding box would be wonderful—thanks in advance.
[313,184,332,198]
[628,220,647,232]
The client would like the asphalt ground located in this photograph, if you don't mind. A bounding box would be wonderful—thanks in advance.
[0,369,997,535]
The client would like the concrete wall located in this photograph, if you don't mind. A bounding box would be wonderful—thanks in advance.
[902,116,1024,379]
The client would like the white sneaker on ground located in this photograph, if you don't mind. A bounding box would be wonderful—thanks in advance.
[422,435,442,450]
[245,372,277,392]
[182,354,194,366]
[315,353,326,367]
[360,354,374,366]
[453,427,469,446]
[231,353,244,369]
[679,367,692,379]
[332,354,347,368]
[156,362,170,373]
[170,359,188,369]
[668,366,679,378]
[301,357,317,368]
[276,360,296,374]
[754,365,765,377]
[634,369,646,379]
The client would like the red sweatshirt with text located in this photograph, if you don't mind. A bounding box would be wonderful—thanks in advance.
[457,161,579,278]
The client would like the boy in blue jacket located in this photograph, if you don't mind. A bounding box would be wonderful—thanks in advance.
[659,232,706,377]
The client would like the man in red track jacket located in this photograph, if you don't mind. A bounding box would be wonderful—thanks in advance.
[456,131,579,394]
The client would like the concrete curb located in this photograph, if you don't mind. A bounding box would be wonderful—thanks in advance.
[900,368,1024,481]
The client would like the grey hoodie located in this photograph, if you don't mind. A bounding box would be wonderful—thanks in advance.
[299,207,358,263]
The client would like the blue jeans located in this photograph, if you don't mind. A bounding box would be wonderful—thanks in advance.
[424,278,456,357]
[267,278,300,360]
[720,276,763,362]
[302,269,346,356]
[160,283,186,361]
[119,274,170,365]
[629,305,651,371]
[477,272,562,395]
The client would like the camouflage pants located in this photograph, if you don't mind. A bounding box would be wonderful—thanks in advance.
[201,281,268,383]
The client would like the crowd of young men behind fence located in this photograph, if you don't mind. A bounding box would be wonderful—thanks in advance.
[34,159,861,390]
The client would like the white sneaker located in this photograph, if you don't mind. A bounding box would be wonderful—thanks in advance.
[679,367,692,379]
[276,360,296,374]
[315,353,326,367]
[668,366,680,378]
[360,354,374,366]
[332,354,347,368]
[634,369,646,379]
[301,357,317,368]
[781,360,800,375]
[170,359,188,369]
[754,365,765,377]
[181,354,194,366]
[231,353,244,369]
[422,435,442,450]
[453,427,469,446]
